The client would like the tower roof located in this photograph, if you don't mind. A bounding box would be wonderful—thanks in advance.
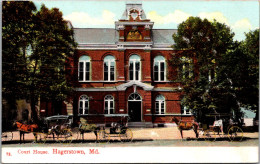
[120,3,147,20]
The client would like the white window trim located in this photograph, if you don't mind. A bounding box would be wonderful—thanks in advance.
[78,95,89,115]
[129,58,141,81]
[155,96,165,115]
[104,95,115,115]
[78,59,91,82]
[154,59,166,82]
[104,58,116,82]
[182,106,192,115]
[128,93,142,101]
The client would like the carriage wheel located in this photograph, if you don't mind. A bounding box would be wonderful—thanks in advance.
[56,129,73,144]
[119,129,133,142]
[34,133,47,144]
[203,130,216,142]
[228,126,243,142]
[98,130,110,143]
[2,132,13,142]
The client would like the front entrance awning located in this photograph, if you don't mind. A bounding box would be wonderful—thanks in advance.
[116,81,154,91]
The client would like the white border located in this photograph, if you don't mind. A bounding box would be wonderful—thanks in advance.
[2,147,258,163]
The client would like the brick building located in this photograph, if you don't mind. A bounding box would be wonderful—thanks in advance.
[41,3,194,127]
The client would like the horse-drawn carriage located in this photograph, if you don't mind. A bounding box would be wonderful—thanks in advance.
[10,114,133,144]
[172,112,244,142]
[199,113,244,141]
[98,115,133,142]
[12,115,73,144]
[42,115,73,143]
[98,122,133,142]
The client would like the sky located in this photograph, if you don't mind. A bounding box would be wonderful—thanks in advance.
[34,0,259,41]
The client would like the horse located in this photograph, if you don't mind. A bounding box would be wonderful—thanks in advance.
[78,122,100,141]
[49,124,70,140]
[15,121,39,144]
[172,117,199,139]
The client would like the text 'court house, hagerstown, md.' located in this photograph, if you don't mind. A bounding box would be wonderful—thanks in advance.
[40,3,194,127]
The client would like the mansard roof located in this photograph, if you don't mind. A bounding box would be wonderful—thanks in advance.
[73,28,176,45]
[72,3,177,49]
[73,28,118,44]
[152,29,177,45]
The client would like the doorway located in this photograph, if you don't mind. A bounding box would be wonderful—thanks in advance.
[128,93,142,122]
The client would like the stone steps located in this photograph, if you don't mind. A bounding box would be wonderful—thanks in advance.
[127,122,153,128]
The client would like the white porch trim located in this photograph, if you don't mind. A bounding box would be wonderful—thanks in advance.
[116,81,154,91]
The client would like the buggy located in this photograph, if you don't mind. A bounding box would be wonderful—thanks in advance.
[199,113,244,141]
[42,115,73,143]
[98,115,133,142]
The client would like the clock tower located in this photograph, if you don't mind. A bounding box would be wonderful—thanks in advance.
[115,3,154,50]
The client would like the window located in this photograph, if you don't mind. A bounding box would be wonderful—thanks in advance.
[104,95,114,114]
[129,55,141,81]
[181,106,191,115]
[179,57,193,79]
[155,95,165,114]
[128,93,142,101]
[154,56,166,81]
[104,56,115,81]
[78,56,91,81]
[79,95,89,115]
[180,98,191,115]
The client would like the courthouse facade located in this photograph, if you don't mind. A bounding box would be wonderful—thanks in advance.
[41,3,194,127]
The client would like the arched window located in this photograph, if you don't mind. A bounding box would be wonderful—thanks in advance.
[129,55,141,81]
[79,95,89,115]
[154,56,166,81]
[104,55,115,81]
[180,57,193,79]
[155,95,165,114]
[104,95,114,114]
[128,93,142,101]
[78,55,91,81]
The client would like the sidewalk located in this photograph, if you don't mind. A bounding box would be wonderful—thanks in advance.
[5,127,259,142]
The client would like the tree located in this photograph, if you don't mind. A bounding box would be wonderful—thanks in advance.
[2,1,36,123]
[2,2,77,123]
[219,29,259,116]
[240,29,259,111]
[27,5,77,122]
[171,17,236,123]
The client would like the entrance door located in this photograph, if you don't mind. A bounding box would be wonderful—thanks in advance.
[128,93,142,122]
[128,101,141,122]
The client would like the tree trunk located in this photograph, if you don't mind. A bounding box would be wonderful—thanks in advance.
[30,90,38,123]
